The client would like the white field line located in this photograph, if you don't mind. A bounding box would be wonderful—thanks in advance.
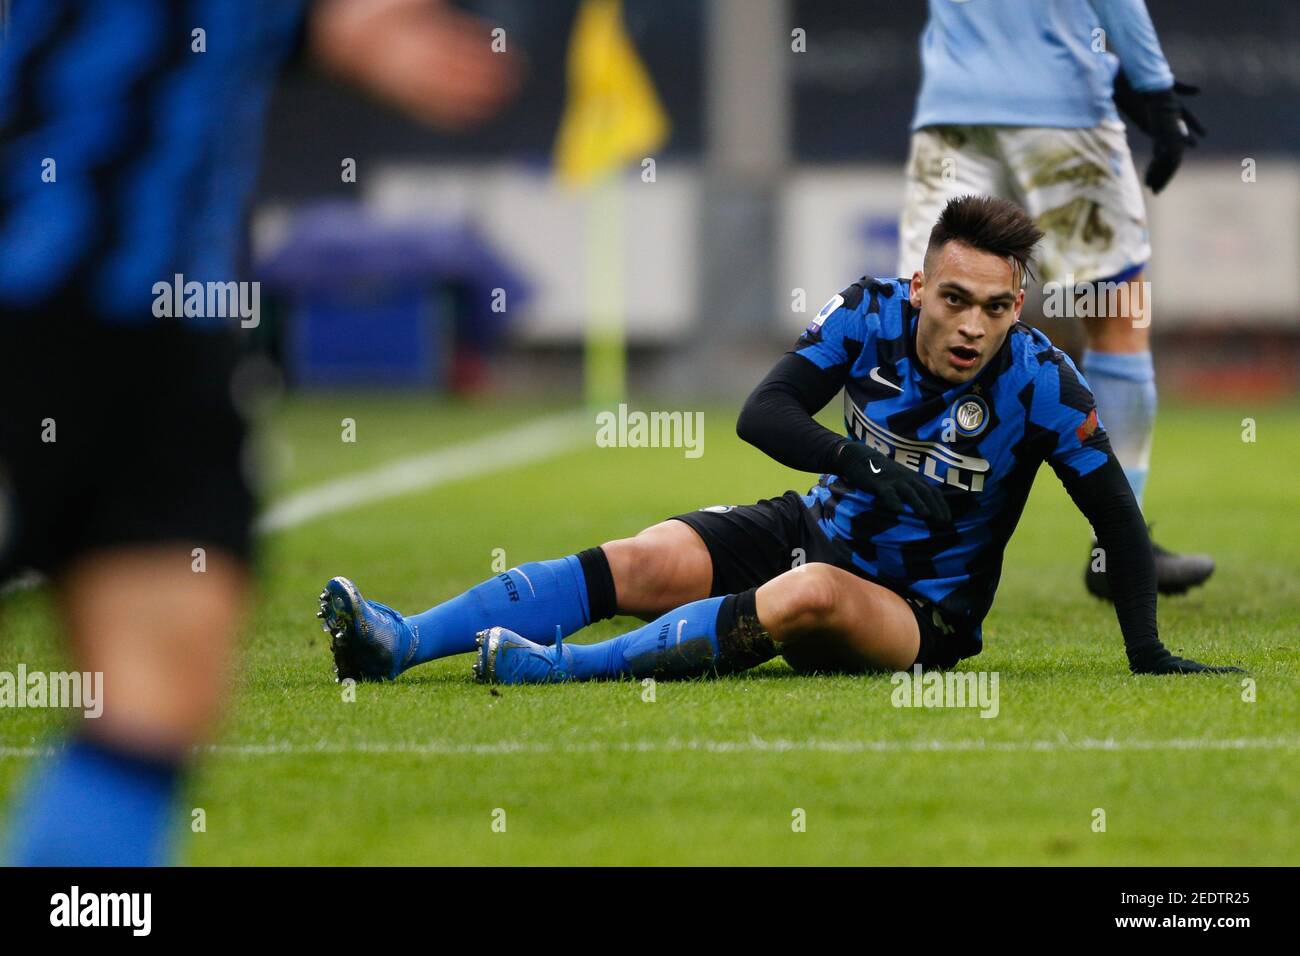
[256,409,590,534]
[2,736,1297,760]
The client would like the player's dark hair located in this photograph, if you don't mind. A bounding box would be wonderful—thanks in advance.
[924,195,1044,286]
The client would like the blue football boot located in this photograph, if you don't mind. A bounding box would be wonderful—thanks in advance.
[472,626,571,684]
[318,576,418,682]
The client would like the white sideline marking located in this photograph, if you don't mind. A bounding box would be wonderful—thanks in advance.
[257,409,589,533]
[2,736,1297,760]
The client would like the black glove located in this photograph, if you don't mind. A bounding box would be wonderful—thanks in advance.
[1128,645,1244,675]
[834,440,952,524]
[1113,71,1206,194]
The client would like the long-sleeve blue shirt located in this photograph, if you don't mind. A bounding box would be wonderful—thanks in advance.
[913,0,1175,130]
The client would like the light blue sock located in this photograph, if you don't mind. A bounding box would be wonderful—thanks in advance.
[6,737,181,866]
[565,596,727,680]
[1082,349,1156,507]
[407,556,592,663]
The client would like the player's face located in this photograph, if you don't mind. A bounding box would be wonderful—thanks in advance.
[909,241,1025,385]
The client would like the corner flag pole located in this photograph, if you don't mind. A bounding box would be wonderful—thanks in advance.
[584,172,625,409]
[554,0,669,412]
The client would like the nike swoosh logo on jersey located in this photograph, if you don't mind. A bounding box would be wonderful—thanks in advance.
[869,461,882,474]
[869,367,903,393]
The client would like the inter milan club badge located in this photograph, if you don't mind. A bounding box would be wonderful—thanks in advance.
[951,394,990,438]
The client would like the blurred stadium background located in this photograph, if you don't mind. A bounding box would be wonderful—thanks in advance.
[248,0,1300,409]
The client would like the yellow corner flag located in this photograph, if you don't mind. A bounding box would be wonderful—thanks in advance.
[554,0,670,185]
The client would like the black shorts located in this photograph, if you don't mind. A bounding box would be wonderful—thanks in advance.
[671,491,970,669]
[0,316,255,582]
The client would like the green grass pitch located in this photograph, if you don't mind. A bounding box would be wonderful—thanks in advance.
[2,395,1297,865]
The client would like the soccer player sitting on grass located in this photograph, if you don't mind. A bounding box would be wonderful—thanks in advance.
[319,195,1240,683]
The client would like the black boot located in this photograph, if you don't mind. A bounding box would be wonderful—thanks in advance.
[1084,525,1215,600]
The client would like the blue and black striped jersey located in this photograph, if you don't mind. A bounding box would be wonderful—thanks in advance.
[794,277,1110,652]
[0,0,307,323]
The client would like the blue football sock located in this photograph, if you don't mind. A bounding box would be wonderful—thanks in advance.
[565,596,727,680]
[6,737,181,866]
[1082,349,1156,507]
[408,555,594,663]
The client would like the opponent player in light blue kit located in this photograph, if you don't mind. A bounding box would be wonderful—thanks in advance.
[897,0,1213,599]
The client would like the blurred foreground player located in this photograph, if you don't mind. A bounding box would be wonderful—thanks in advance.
[320,197,1241,685]
[897,0,1214,599]
[0,0,520,865]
